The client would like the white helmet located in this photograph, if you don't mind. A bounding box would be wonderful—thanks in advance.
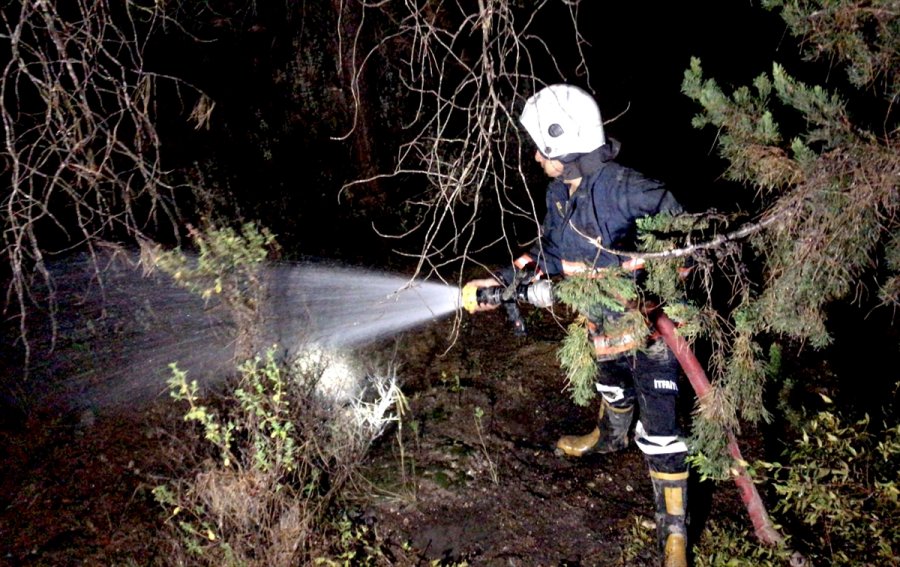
[519,84,606,160]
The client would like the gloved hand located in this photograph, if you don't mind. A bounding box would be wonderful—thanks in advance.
[461,278,503,312]
[461,276,526,336]
[496,260,540,292]
[517,261,540,285]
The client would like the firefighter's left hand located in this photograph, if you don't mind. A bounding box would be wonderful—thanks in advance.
[462,278,502,312]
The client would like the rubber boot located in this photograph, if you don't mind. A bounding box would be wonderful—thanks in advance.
[649,469,689,567]
[555,398,633,457]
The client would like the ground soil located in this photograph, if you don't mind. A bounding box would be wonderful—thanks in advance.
[0,305,752,567]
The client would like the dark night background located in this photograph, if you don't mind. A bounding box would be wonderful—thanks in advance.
[147,2,797,265]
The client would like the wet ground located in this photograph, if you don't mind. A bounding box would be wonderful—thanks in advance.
[359,308,739,566]
[0,304,750,566]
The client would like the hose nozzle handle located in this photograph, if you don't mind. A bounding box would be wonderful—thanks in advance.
[461,282,481,313]
[461,283,505,313]
[461,279,554,313]
[460,282,528,336]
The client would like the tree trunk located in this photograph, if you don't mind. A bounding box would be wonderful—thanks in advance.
[331,0,383,208]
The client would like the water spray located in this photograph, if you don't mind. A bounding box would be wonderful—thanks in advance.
[2,249,559,416]
[2,253,469,414]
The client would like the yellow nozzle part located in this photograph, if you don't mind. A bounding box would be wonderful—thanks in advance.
[461,283,479,313]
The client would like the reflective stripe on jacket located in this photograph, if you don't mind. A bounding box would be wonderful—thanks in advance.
[561,257,645,277]
[589,324,641,357]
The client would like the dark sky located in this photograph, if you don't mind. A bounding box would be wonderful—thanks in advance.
[563,2,793,210]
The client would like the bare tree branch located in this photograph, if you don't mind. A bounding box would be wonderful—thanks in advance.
[342,0,588,285]
[1,0,203,364]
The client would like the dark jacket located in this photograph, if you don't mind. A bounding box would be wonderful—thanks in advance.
[527,144,681,276]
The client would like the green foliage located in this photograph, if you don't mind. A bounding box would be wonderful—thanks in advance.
[661,302,702,341]
[682,16,899,347]
[764,411,900,565]
[153,222,278,357]
[634,212,704,320]
[552,269,638,316]
[636,212,709,245]
[689,308,775,479]
[682,57,800,192]
[678,1,900,477]
[692,405,900,566]
[619,516,657,565]
[558,319,598,407]
[167,363,237,468]
[155,350,315,565]
[552,213,702,407]
[691,519,795,566]
[313,510,387,566]
[155,344,404,566]
[473,406,499,484]
[881,231,900,307]
[722,331,770,425]
[554,271,644,406]
[686,429,732,483]
[154,222,276,304]
[557,308,649,407]
[771,357,809,436]
[232,351,301,474]
[770,63,851,148]
[762,0,900,100]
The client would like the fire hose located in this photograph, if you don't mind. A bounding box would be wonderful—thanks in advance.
[652,312,784,546]
[460,275,786,547]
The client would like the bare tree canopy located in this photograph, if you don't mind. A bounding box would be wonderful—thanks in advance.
[1,0,205,354]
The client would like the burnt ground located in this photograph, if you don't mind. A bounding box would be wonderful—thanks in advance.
[0,305,753,567]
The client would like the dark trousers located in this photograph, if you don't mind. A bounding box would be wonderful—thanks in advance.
[596,339,687,473]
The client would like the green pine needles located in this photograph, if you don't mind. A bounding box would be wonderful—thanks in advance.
[552,232,693,408]
[555,269,639,407]
[674,0,900,479]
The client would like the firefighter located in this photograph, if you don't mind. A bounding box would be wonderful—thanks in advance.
[465,84,689,567]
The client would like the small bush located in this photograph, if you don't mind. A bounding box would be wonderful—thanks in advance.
[154,348,405,566]
[690,406,900,566]
[150,222,278,359]
[150,222,406,565]
[691,519,794,567]
[764,411,900,566]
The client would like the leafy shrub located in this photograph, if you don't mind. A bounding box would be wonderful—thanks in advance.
[690,407,900,566]
[150,222,405,565]
[764,411,900,565]
[154,347,404,566]
[691,519,794,567]
[151,222,277,359]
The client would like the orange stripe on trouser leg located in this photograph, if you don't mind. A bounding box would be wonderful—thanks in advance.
[587,320,640,358]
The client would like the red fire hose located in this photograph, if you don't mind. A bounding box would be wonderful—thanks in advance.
[653,312,784,546]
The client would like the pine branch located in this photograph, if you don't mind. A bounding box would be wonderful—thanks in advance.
[567,210,789,262]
